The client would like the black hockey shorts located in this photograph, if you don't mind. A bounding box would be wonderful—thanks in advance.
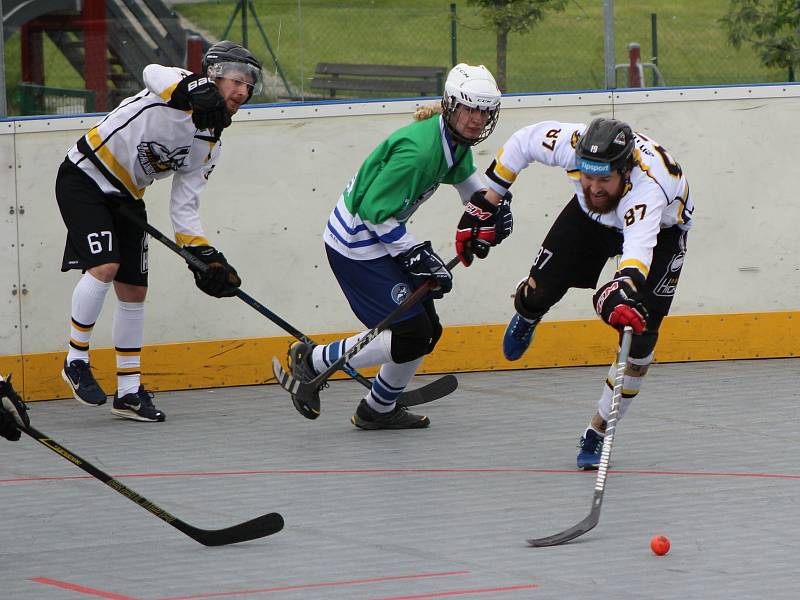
[528,195,688,318]
[56,159,149,286]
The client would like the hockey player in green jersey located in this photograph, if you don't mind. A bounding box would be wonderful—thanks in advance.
[56,41,262,422]
[277,64,512,429]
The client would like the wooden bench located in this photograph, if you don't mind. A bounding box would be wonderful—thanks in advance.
[310,63,447,98]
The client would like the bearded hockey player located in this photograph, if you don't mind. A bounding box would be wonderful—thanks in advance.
[484,117,693,468]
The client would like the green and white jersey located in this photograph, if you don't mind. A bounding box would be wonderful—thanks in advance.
[324,114,481,260]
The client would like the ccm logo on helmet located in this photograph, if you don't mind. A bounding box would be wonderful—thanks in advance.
[187,77,212,91]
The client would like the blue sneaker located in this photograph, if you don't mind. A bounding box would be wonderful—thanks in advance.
[111,385,165,422]
[577,428,604,470]
[62,359,107,406]
[502,313,539,361]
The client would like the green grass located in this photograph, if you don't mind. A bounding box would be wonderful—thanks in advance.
[2,0,788,113]
[175,0,787,98]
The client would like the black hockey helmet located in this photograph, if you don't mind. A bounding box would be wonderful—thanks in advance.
[575,118,635,175]
[202,40,263,98]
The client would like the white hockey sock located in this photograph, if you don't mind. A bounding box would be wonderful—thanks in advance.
[311,329,393,373]
[365,357,424,413]
[113,301,144,397]
[67,273,112,364]
[597,352,653,421]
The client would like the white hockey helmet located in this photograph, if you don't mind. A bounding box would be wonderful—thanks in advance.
[441,63,501,146]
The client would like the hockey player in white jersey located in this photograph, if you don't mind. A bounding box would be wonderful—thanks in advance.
[56,41,262,422]
[484,117,693,468]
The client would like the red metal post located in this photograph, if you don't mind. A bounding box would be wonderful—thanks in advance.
[627,42,642,88]
[82,0,108,110]
[186,35,203,73]
[20,23,44,84]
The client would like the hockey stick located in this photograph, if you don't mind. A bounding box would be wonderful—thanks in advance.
[113,205,457,407]
[19,423,284,546]
[527,326,633,547]
[272,256,462,411]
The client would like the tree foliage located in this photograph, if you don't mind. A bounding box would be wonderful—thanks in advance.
[467,0,568,91]
[720,0,800,80]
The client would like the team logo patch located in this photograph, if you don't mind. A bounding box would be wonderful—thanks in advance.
[653,252,685,297]
[390,283,411,305]
[137,141,191,175]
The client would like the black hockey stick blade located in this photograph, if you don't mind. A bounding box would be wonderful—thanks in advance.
[176,512,284,547]
[398,374,458,407]
[21,424,284,546]
[527,501,601,547]
[273,354,456,410]
[271,357,320,418]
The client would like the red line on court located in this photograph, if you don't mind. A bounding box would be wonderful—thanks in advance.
[370,584,539,599]
[30,577,139,599]
[3,466,800,485]
[158,571,469,599]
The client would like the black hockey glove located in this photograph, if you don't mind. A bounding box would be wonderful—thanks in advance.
[395,241,453,300]
[0,376,29,441]
[168,74,232,134]
[185,245,242,298]
[455,191,513,267]
[593,276,649,333]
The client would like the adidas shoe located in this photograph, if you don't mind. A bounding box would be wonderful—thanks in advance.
[502,313,540,361]
[62,359,107,406]
[577,428,604,470]
[351,399,429,430]
[287,341,321,420]
[111,385,165,422]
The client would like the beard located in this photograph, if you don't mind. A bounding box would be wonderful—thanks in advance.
[582,183,625,214]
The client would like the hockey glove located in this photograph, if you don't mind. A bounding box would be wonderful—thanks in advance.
[185,245,242,298]
[395,241,453,300]
[168,74,232,134]
[455,191,513,267]
[593,276,649,333]
[0,375,29,441]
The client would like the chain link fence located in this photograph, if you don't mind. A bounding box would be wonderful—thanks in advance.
[2,0,792,116]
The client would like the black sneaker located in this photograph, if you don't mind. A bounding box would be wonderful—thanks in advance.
[111,385,165,422]
[287,341,321,420]
[62,359,107,406]
[351,399,430,430]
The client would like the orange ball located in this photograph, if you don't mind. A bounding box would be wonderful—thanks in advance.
[650,535,670,555]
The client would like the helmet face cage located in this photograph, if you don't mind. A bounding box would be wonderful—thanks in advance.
[441,63,501,147]
[575,118,635,175]
[207,61,263,96]
[202,41,263,100]
[442,98,499,146]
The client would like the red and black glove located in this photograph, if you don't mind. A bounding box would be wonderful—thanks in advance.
[455,191,513,267]
[593,276,648,333]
